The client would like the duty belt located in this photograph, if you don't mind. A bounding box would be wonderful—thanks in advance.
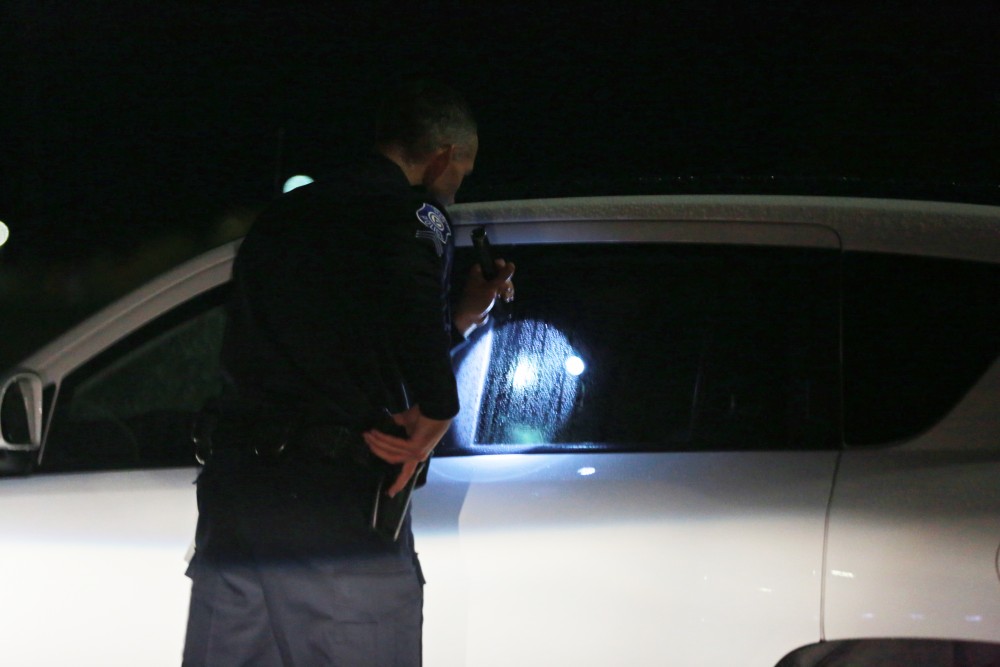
[295,423,370,465]
[192,412,367,466]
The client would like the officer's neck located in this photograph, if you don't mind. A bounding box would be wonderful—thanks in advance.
[378,145,449,189]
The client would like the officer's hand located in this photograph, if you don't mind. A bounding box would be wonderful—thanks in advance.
[453,259,516,337]
[362,405,451,497]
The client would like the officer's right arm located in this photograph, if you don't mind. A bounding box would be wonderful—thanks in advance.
[363,405,449,497]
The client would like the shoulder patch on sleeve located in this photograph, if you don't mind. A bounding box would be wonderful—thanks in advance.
[415,203,451,256]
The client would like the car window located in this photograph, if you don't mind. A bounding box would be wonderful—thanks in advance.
[444,243,841,454]
[843,253,1000,445]
[41,288,229,471]
[1,380,31,445]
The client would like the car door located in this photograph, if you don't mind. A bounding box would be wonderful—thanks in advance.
[0,287,229,666]
[415,221,845,667]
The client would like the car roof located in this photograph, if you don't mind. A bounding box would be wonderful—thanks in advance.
[451,194,1000,263]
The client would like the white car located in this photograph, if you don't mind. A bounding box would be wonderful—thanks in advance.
[1,195,998,667]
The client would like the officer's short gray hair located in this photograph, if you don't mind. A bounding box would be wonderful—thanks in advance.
[376,80,477,159]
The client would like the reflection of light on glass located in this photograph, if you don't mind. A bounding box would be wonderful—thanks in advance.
[511,359,538,390]
[966,615,983,623]
[831,570,855,579]
[577,466,596,476]
[565,355,585,376]
[471,319,583,445]
[861,612,875,620]
[511,426,544,444]
[453,329,494,446]
[757,587,773,594]
[909,613,925,621]
[282,175,314,193]
[0,221,8,248]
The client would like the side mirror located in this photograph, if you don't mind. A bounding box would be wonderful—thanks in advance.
[0,373,44,474]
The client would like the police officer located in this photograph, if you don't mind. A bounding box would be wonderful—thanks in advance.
[182,80,514,667]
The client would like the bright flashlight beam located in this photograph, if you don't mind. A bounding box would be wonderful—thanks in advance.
[0,221,9,248]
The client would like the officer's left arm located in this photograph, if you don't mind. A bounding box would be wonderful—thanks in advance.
[379,201,461,421]
[453,259,516,338]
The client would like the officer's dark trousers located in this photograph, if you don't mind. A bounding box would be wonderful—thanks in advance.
[182,448,424,667]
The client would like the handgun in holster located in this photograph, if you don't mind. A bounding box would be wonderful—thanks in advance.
[369,413,428,542]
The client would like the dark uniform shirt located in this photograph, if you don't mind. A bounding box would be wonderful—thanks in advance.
[220,152,460,426]
[193,153,460,562]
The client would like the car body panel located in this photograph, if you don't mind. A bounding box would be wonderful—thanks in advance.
[417,451,837,667]
[0,469,197,665]
[824,357,1000,643]
[825,450,1000,642]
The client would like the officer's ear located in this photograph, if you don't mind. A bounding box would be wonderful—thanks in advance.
[420,145,455,188]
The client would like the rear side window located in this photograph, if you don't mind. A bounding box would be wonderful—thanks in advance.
[42,288,228,471]
[1,379,31,444]
[444,243,840,454]
[844,253,1000,445]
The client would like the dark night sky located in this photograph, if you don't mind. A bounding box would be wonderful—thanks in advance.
[2,1,999,265]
